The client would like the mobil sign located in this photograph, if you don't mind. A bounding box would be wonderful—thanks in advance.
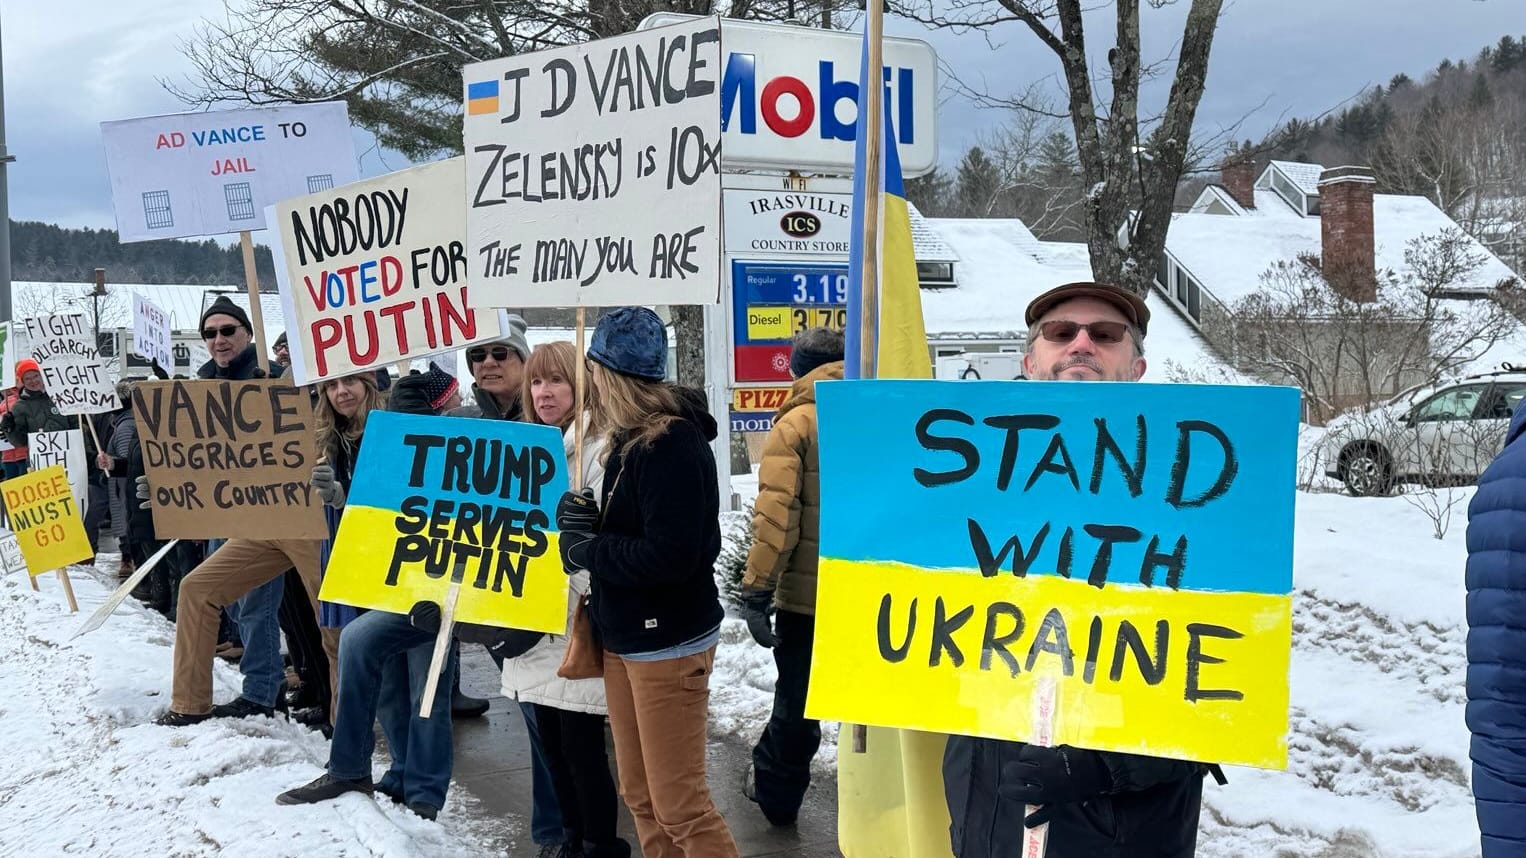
[640,15,938,177]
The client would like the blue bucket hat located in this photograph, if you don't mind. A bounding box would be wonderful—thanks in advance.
[588,307,667,381]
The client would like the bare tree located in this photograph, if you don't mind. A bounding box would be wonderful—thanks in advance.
[894,0,1227,297]
[1216,230,1520,425]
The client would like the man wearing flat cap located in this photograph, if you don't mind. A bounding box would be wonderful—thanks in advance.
[942,282,1222,858]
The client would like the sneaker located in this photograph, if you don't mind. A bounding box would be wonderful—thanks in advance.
[210,697,276,720]
[276,773,373,806]
[155,710,213,727]
[405,802,438,821]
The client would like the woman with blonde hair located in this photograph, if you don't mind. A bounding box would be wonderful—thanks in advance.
[555,307,738,858]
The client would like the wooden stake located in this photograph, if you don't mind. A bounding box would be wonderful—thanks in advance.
[419,581,462,719]
[239,230,271,374]
[1023,675,1060,858]
[573,306,586,492]
[80,415,106,471]
[850,0,887,756]
[57,569,78,613]
[28,573,38,592]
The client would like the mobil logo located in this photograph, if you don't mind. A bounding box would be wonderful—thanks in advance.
[720,54,918,147]
[643,15,937,176]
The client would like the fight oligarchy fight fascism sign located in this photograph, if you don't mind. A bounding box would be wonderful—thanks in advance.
[804,380,1301,770]
[272,157,508,385]
[321,411,570,632]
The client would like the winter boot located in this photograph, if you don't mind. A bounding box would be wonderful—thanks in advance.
[276,773,373,806]
[209,697,276,720]
[451,672,489,718]
[154,710,213,727]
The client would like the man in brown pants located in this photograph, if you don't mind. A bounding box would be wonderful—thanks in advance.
[156,538,339,726]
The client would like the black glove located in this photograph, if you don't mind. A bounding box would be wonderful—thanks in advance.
[556,488,599,532]
[739,589,779,648]
[409,600,443,633]
[150,358,170,380]
[999,744,1113,816]
[559,530,595,575]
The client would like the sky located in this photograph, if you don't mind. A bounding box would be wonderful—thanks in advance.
[1,0,1521,231]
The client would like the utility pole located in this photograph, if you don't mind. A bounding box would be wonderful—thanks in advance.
[0,8,14,324]
[92,268,106,341]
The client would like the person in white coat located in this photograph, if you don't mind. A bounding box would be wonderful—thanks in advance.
[506,341,631,858]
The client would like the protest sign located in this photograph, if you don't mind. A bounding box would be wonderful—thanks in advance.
[131,379,326,540]
[132,293,174,371]
[462,19,722,308]
[2,465,92,574]
[23,314,116,415]
[100,102,358,243]
[805,380,1301,770]
[28,430,88,518]
[72,540,180,639]
[321,411,570,632]
[271,158,509,385]
[0,528,23,574]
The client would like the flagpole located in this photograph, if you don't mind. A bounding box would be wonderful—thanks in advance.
[858,0,884,381]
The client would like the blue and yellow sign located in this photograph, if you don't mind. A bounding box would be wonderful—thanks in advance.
[320,411,570,632]
[806,380,1299,769]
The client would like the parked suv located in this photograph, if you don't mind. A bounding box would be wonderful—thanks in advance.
[1323,370,1526,496]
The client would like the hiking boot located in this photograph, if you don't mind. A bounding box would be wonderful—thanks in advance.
[276,772,373,806]
[375,777,404,804]
[451,688,489,719]
[210,697,276,720]
[155,710,213,727]
[743,766,797,827]
[405,802,438,821]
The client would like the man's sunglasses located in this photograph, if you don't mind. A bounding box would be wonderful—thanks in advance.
[467,345,515,363]
[201,324,242,340]
[1037,320,1131,346]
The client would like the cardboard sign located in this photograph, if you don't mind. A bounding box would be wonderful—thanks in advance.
[462,19,722,308]
[805,380,1301,770]
[28,430,88,518]
[2,465,92,574]
[320,411,570,632]
[100,102,359,243]
[23,314,116,415]
[132,294,174,371]
[0,529,24,574]
[271,158,509,385]
[130,379,326,540]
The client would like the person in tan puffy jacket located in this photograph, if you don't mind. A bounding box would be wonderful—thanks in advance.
[739,326,844,827]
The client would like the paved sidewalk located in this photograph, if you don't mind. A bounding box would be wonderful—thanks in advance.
[448,647,842,857]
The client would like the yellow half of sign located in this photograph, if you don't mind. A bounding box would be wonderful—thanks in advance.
[1,465,93,575]
[807,558,1292,769]
[319,504,570,633]
[837,726,955,857]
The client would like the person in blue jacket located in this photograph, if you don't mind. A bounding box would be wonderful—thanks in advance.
[1465,399,1526,857]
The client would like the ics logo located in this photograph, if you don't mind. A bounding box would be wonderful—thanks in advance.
[780,211,821,238]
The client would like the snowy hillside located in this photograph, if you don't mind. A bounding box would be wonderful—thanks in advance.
[0,488,1485,856]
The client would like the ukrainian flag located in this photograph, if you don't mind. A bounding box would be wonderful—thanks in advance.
[466,79,500,116]
[836,28,951,858]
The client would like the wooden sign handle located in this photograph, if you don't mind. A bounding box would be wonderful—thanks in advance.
[419,581,462,719]
[239,230,271,374]
[573,306,586,492]
[81,415,107,471]
[57,569,79,613]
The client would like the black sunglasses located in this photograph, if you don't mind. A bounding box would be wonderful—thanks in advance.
[467,345,516,363]
[201,324,243,340]
[1037,320,1130,346]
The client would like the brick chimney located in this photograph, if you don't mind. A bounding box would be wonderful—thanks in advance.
[1318,166,1377,302]
[1220,159,1256,210]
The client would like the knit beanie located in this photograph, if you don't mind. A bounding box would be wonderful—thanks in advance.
[789,338,844,379]
[420,362,459,410]
[14,358,40,386]
[502,314,530,362]
[200,296,253,334]
[587,307,667,381]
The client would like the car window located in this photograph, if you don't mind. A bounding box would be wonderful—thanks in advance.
[1480,383,1526,420]
[1412,385,1487,422]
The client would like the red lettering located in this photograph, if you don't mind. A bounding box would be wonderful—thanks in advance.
[381,255,404,297]
[379,303,412,356]
[312,319,343,377]
[303,271,330,311]
[761,76,814,138]
[438,287,478,346]
[346,313,380,367]
[421,295,437,350]
[337,265,360,306]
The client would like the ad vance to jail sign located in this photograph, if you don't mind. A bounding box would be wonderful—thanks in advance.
[805,380,1301,770]
[320,411,570,632]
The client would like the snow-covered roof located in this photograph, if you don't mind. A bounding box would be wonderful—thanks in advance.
[1266,160,1325,195]
[1165,190,1521,306]
[907,202,957,262]
[917,218,1230,375]
[12,281,287,348]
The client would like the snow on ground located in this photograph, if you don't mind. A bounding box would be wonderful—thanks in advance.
[0,559,508,857]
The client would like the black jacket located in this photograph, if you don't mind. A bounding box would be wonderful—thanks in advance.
[196,345,283,381]
[387,373,437,417]
[107,408,155,542]
[1,388,71,449]
[944,736,1209,858]
[446,384,522,422]
[587,387,723,655]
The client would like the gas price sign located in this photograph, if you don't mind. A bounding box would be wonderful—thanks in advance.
[732,260,849,383]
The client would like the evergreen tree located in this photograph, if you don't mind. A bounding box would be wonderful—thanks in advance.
[954,147,1002,217]
[904,168,955,217]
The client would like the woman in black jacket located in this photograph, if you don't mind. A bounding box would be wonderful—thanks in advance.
[555,307,738,858]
